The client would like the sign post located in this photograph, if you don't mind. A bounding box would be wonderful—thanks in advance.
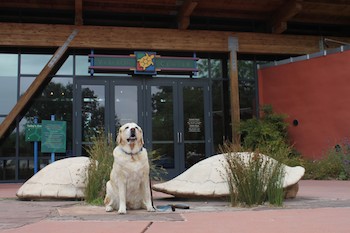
[33,117,39,173]
[50,115,55,163]
[25,116,42,174]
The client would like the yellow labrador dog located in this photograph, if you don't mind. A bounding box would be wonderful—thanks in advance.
[104,122,155,214]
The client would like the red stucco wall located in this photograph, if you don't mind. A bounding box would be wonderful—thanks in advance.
[258,50,350,159]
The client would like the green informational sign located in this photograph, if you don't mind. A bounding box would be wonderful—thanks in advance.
[94,56,135,67]
[25,124,42,142]
[41,120,66,153]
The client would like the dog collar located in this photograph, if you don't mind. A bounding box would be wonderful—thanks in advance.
[120,147,143,156]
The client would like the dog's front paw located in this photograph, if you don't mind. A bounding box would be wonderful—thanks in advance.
[105,206,114,212]
[118,207,127,215]
[147,206,156,212]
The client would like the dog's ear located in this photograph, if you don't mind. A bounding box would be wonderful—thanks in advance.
[140,135,144,146]
[138,131,144,146]
[116,129,123,145]
[116,134,121,145]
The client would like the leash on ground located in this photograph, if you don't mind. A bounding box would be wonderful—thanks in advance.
[156,203,190,212]
[149,176,190,212]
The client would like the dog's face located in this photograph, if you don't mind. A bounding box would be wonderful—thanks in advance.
[117,123,144,148]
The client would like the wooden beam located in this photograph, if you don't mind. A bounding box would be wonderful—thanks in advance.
[228,36,240,145]
[0,30,78,139]
[177,0,198,30]
[75,0,83,25]
[1,23,350,55]
[271,0,303,34]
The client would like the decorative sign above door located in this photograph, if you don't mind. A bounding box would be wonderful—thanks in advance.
[88,50,199,76]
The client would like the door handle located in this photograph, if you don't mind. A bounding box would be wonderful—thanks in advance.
[177,132,182,143]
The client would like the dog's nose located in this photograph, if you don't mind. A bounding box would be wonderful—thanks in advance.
[130,128,136,136]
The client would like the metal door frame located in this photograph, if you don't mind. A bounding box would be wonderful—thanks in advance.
[145,78,212,178]
[178,79,212,171]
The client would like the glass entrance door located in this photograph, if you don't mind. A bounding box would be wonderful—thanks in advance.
[74,79,109,155]
[111,79,142,136]
[147,81,178,177]
[180,82,211,169]
[147,79,212,178]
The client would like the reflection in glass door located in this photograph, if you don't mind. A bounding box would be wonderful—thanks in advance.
[181,85,207,169]
[150,84,177,176]
[147,80,211,178]
[114,85,139,129]
[78,83,107,155]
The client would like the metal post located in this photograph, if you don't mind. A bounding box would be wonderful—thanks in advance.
[50,114,55,163]
[89,49,94,77]
[33,116,39,173]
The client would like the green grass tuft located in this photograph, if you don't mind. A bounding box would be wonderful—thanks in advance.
[84,132,114,205]
[220,143,285,207]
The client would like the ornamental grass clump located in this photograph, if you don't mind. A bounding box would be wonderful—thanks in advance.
[220,143,285,207]
[85,132,115,205]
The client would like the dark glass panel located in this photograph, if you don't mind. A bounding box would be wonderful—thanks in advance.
[152,143,175,169]
[0,76,17,114]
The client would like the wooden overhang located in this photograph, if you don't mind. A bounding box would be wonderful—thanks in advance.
[2,22,349,54]
[1,0,350,35]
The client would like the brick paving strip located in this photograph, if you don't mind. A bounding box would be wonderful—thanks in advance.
[1,180,350,232]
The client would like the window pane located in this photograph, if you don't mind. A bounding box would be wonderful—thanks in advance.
[152,143,174,169]
[0,128,16,157]
[210,59,223,79]
[151,86,174,141]
[212,80,224,152]
[195,58,209,78]
[18,159,34,180]
[115,86,138,128]
[185,143,205,168]
[20,76,35,95]
[0,76,17,114]
[0,53,18,76]
[76,55,89,75]
[183,86,205,141]
[0,159,16,180]
[56,55,73,75]
[81,85,105,142]
[21,54,51,74]
[238,60,256,120]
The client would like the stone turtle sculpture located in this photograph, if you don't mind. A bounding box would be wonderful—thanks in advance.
[152,152,305,198]
[16,157,89,200]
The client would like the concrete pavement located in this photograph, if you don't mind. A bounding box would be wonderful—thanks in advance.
[1,180,350,233]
